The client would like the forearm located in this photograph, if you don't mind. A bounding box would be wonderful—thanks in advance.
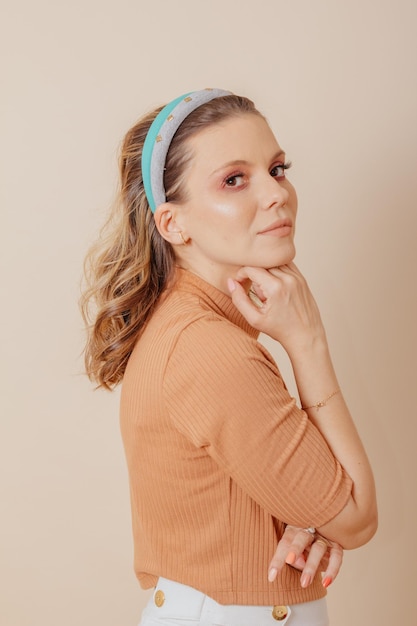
[228,264,378,548]
[288,335,378,548]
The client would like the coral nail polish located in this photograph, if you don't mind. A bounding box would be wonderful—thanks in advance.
[322,576,333,588]
[285,552,296,565]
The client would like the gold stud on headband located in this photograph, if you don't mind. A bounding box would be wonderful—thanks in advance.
[141,88,232,212]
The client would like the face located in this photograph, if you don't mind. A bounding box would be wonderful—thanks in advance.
[173,113,298,290]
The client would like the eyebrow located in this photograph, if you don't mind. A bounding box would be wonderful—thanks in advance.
[210,150,286,176]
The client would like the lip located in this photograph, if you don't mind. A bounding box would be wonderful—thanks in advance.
[258,218,293,236]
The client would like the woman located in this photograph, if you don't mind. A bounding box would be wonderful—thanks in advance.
[82,88,377,625]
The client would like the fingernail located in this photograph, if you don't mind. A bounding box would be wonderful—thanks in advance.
[268,567,277,582]
[285,552,296,565]
[322,576,333,588]
[227,278,236,292]
[300,573,311,588]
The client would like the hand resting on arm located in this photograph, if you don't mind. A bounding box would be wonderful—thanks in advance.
[271,525,343,588]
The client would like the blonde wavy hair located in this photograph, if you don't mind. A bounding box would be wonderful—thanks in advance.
[81,94,260,389]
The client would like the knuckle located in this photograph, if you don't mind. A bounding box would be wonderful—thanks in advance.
[303,564,317,577]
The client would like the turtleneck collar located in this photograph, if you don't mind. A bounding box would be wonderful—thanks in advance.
[174,268,259,340]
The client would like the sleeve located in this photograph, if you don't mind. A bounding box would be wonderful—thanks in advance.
[163,315,353,528]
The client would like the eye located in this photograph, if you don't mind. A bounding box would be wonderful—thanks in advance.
[224,173,246,187]
[270,161,292,180]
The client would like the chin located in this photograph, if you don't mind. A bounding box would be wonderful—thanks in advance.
[262,246,296,269]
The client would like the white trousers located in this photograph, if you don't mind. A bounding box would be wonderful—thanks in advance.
[139,577,329,626]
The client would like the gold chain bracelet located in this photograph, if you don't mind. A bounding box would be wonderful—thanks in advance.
[301,388,340,411]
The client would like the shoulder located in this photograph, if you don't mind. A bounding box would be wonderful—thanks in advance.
[165,313,280,390]
[171,312,265,357]
[152,286,258,350]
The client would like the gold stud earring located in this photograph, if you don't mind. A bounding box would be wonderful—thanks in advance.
[179,232,188,245]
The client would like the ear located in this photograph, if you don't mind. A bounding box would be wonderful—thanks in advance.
[154,202,189,246]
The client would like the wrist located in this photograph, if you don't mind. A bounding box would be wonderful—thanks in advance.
[301,388,340,411]
[284,331,329,362]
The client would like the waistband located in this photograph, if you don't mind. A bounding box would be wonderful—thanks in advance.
[141,577,329,626]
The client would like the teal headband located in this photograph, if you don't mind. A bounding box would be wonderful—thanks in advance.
[141,88,231,213]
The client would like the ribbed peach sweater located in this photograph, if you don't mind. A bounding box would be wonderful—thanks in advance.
[120,269,352,606]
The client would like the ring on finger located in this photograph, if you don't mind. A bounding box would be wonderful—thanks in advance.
[314,538,330,549]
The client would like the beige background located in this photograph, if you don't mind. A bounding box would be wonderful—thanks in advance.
[1,1,416,624]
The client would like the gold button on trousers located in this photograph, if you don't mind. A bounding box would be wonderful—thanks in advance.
[272,605,289,620]
[140,577,329,625]
[154,589,165,607]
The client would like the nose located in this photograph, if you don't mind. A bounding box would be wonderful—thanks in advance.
[261,174,289,210]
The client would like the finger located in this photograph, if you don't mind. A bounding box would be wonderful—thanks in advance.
[299,539,329,588]
[321,543,343,589]
[267,543,290,582]
[292,554,307,571]
[227,278,266,328]
[268,528,314,582]
[235,266,293,297]
[234,266,276,284]
[267,530,295,582]
[284,528,316,564]
[271,261,302,276]
[235,263,306,293]
[249,282,267,303]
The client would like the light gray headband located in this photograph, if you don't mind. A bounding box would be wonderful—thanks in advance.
[141,88,231,212]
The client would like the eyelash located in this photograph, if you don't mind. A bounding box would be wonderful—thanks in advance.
[224,161,292,187]
[271,161,292,178]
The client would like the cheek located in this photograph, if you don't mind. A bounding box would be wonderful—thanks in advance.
[207,197,241,217]
[205,196,254,231]
[193,204,251,248]
[184,182,254,236]
[212,208,253,245]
